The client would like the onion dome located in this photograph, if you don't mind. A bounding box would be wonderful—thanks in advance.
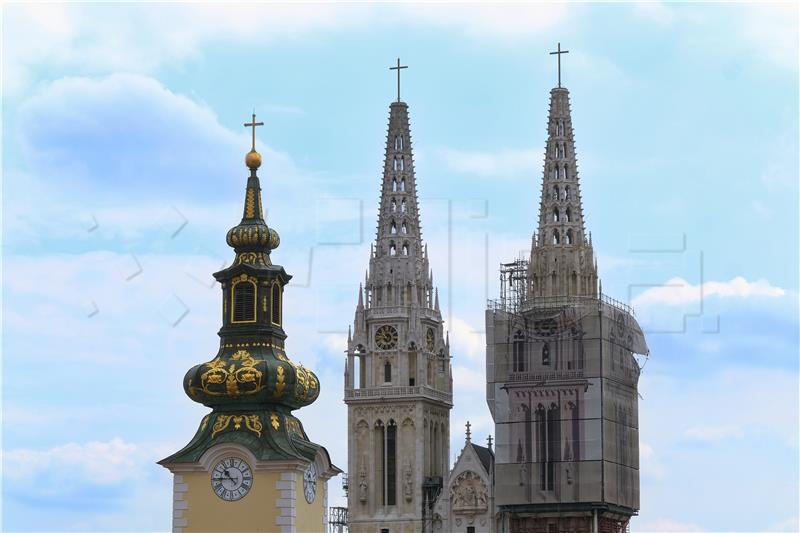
[159,112,324,466]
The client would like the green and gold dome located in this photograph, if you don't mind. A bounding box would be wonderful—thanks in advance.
[160,115,321,466]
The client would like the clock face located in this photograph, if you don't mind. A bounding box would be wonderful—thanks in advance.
[211,457,252,501]
[304,463,317,503]
[426,328,435,351]
[375,325,398,350]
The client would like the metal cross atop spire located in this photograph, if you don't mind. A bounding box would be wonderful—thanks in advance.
[549,42,569,88]
[465,420,472,442]
[389,58,408,102]
[244,112,264,152]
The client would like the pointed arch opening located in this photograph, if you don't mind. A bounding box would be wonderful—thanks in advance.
[402,243,409,256]
[564,186,571,200]
[553,207,560,222]
[401,199,407,213]
[401,221,408,234]
[552,229,560,245]
[566,229,574,245]
[390,221,397,234]
[565,208,572,222]
[384,360,392,383]
[552,185,559,201]
[391,198,397,212]
[400,178,406,191]
[389,243,397,256]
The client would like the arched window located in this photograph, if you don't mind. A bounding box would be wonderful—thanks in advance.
[401,222,408,234]
[564,186,571,200]
[553,207,560,222]
[542,343,550,366]
[566,229,574,245]
[391,198,397,212]
[390,222,397,234]
[384,361,392,383]
[551,167,558,180]
[394,135,403,150]
[232,279,256,323]
[553,230,560,245]
[392,178,398,192]
[564,164,569,180]
[552,185,559,201]
[400,178,406,191]
[512,330,525,372]
[401,199,407,213]
[402,243,409,256]
[271,282,281,326]
[565,208,572,222]
[400,157,405,171]
[393,158,399,171]
[389,243,397,256]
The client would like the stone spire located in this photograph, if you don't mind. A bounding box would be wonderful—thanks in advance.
[366,99,433,305]
[374,101,423,261]
[528,86,598,298]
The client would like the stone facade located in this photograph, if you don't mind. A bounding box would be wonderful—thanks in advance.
[345,100,453,533]
[431,433,496,533]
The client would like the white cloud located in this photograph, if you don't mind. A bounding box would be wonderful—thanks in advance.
[399,3,569,41]
[436,147,542,178]
[632,276,786,308]
[632,2,677,27]
[447,316,485,360]
[769,516,800,532]
[452,364,485,391]
[3,438,141,486]
[736,3,799,71]
[3,3,374,96]
[684,424,744,442]
[633,518,705,532]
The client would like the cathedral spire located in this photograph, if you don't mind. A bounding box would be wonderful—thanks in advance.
[529,47,598,298]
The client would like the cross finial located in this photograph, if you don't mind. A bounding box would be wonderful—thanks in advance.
[465,420,472,442]
[389,57,408,103]
[487,435,493,451]
[244,112,264,152]
[549,42,569,88]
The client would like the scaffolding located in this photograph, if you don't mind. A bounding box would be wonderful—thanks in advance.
[498,255,529,314]
[328,506,347,533]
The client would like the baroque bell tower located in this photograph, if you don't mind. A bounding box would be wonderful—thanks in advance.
[344,61,453,533]
[160,114,340,533]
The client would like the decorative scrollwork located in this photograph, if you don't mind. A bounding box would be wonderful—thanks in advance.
[211,414,262,438]
[196,349,265,397]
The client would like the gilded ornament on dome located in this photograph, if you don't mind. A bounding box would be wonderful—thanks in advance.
[245,189,256,218]
[273,365,286,398]
[211,414,262,438]
[195,350,265,397]
[270,412,280,430]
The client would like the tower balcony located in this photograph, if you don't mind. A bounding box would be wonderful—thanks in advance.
[344,384,452,405]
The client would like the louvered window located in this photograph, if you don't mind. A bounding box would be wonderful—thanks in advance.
[232,282,256,322]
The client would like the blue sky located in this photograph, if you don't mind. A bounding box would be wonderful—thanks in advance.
[2,2,797,531]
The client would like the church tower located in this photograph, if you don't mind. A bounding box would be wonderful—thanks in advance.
[485,46,648,533]
[344,62,453,533]
[160,115,340,533]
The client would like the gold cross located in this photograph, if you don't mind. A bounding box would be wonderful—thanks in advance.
[244,112,264,151]
[389,58,408,102]
[549,42,570,88]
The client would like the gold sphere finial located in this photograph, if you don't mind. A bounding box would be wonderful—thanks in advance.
[244,112,264,170]
[246,149,262,169]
